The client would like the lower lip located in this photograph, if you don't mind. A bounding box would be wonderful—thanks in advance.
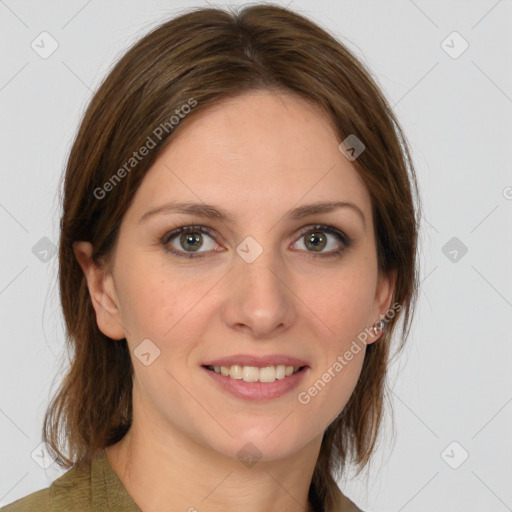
[202,366,309,401]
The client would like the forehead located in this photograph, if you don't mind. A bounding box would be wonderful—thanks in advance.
[127,90,372,224]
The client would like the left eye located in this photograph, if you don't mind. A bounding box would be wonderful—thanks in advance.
[291,224,350,256]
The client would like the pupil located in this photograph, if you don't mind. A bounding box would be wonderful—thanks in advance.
[181,232,202,251]
[307,232,326,251]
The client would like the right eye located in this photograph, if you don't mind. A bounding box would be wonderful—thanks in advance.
[161,225,223,259]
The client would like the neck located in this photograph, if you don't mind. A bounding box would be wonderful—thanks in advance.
[105,409,322,512]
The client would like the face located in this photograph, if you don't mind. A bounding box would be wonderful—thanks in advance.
[77,90,395,462]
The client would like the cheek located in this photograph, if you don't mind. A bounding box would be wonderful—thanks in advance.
[114,263,225,373]
[305,263,376,339]
[114,253,199,339]
[296,264,375,411]
[296,344,366,436]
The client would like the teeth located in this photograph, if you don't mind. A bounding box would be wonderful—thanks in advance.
[243,366,259,382]
[275,365,286,380]
[209,364,302,383]
[230,365,243,379]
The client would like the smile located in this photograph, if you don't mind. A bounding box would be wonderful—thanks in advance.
[204,364,303,383]
[202,364,309,401]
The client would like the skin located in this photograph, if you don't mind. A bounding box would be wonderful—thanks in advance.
[74,89,396,512]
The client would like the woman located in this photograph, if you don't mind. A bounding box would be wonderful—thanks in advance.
[2,4,420,512]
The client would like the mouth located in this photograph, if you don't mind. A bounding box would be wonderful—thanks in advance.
[201,359,310,401]
[203,364,306,383]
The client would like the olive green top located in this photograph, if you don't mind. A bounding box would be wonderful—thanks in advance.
[1,449,142,512]
[1,449,363,511]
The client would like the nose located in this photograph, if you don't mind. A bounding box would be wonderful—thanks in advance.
[220,246,297,339]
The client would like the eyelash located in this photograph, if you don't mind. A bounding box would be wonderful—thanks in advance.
[160,224,352,260]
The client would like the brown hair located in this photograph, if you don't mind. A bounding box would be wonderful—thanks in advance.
[44,4,420,511]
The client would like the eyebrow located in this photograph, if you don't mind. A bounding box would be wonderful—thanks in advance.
[139,200,366,227]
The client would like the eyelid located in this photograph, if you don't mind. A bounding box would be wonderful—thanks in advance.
[161,225,217,244]
[294,223,351,245]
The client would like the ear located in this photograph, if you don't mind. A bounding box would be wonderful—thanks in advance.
[367,268,397,344]
[73,241,126,340]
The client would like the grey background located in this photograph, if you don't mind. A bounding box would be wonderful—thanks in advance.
[0,0,511,510]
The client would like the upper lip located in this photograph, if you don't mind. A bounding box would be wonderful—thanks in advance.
[202,354,309,368]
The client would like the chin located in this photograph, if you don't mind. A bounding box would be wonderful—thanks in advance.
[202,422,312,463]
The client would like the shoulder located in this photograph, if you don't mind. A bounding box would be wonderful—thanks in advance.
[1,462,93,512]
[1,487,51,512]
